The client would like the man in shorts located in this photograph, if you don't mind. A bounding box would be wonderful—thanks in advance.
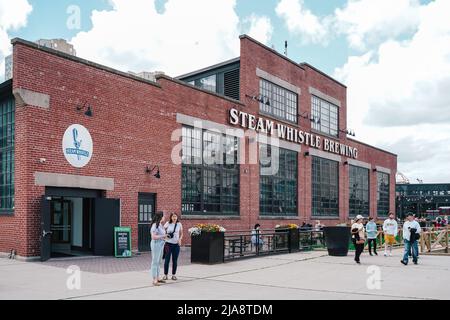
[383,212,398,256]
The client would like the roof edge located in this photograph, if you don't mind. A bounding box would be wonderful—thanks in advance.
[176,57,240,79]
[347,137,398,157]
[11,38,162,89]
[239,34,306,72]
[300,63,347,88]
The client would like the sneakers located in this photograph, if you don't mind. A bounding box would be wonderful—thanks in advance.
[389,252,392,256]
[384,252,388,256]
[162,275,168,281]
[374,252,378,256]
[400,260,407,266]
[172,275,178,281]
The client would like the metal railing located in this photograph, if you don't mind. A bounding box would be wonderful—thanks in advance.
[223,229,324,261]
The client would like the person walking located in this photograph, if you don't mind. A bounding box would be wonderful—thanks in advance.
[366,217,378,256]
[150,211,167,286]
[382,212,398,256]
[401,213,422,265]
[162,213,183,281]
[351,215,366,264]
[251,223,264,250]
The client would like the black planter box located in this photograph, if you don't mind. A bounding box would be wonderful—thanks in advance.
[275,228,299,252]
[323,226,351,256]
[191,232,224,264]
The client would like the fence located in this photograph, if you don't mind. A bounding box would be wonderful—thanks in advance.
[419,227,449,254]
[223,229,324,261]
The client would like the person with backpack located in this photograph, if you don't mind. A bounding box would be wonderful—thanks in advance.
[150,211,167,286]
[163,213,183,281]
[401,213,422,266]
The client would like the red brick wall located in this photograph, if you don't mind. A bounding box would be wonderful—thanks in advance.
[0,38,397,257]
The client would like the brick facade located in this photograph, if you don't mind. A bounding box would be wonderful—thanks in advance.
[0,36,397,258]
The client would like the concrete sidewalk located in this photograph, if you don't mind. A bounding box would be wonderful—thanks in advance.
[1,249,449,300]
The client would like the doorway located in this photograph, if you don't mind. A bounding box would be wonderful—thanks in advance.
[49,197,93,257]
[41,188,120,261]
[138,193,156,252]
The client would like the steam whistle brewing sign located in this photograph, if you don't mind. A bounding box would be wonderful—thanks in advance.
[229,108,358,159]
[62,124,93,168]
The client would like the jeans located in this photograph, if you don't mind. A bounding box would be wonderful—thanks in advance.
[150,239,165,279]
[368,238,377,254]
[164,243,180,276]
[402,239,418,264]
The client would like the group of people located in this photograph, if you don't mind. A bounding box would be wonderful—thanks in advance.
[351,212,422,265]
[150,212,183,286]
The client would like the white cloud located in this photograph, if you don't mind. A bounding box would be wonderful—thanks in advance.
[71,0,242,76]
[334,0,450,183]
[334,0,422,50]
[245,14,273,45]
[275,0,329,44]
[0,0,32,79]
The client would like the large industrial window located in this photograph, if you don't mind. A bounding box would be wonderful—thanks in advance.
[312,156,339,217]
[0,97,15,212]
[181,126,239,215]
[377,172,390,216]
[349,165,370,216]
[259,78,297,123]
[260,145,297,216]
[311,95,338,137]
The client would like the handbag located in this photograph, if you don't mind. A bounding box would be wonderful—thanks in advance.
[162,242,170,260]
[356,239,365,244]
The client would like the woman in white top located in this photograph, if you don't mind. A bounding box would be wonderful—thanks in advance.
[150,211,167,286]
[351,215,366,264]
[162,213,183,281]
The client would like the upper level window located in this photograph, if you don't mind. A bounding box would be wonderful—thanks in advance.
[0,96,15,213]
[197,75,216,92]
[259,78,297,123]
[311,95,338,137]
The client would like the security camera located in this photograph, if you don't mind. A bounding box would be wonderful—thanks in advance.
[39,158,47,164]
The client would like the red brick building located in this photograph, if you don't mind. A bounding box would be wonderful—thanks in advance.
[0,35,397,260]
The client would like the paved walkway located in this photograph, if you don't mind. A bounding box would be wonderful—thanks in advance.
[1,249,449,300]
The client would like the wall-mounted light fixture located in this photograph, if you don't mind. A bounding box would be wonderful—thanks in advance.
[343,161,349,166]
[372,168,378,172]
[76,102,93,117]
[146,165,161,179]
[245,94,271,106]
[340,128,356,137]
[304,151,310,157]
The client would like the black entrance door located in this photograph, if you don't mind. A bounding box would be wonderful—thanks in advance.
[138,193,156,252]
[93,198,120,256]
[40,196,52,262]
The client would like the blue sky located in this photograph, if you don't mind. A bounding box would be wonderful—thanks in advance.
[1,0,450,182]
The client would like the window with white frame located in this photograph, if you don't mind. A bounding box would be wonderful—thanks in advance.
[259,78,297,123]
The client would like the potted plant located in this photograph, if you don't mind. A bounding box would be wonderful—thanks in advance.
[323,223,351,256]
[275,224,299,252]
[189,224,226,264]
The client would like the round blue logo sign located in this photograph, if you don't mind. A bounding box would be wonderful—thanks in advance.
[62,124,93,168]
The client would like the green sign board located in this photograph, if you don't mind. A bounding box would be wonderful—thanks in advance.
[114,227,132,258]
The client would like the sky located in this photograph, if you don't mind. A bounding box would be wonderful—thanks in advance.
[0,0,449,183]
